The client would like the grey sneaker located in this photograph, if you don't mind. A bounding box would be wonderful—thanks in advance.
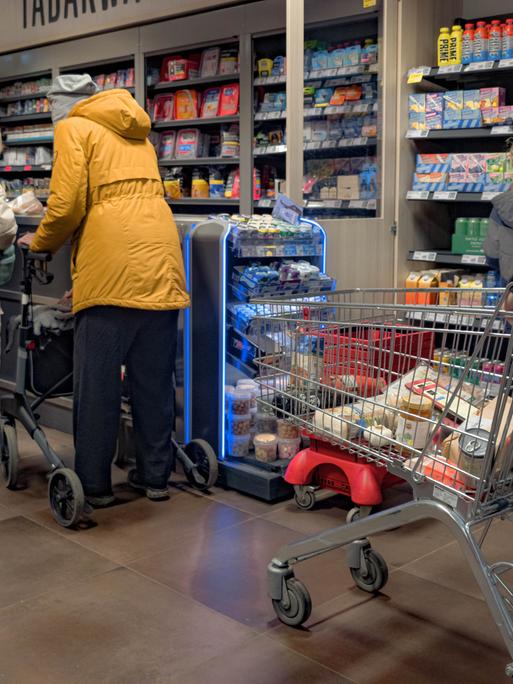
[86,494,116,508]
[127,469,170,501]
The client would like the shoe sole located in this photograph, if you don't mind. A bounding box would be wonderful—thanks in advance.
[128,477,169,501]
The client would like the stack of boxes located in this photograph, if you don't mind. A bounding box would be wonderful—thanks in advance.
[409,87,513,130]
[412,152,513,193]
[451,217,489,254]
[405,269,487,306]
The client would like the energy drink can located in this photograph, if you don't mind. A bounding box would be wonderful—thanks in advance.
[493,361,505,385]
[481,360,495,385]
[459,428,489,460]
[451,354,467,379]
[469,358,482,385]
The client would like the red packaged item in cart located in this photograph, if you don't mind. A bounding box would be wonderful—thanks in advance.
[219,84,239,116]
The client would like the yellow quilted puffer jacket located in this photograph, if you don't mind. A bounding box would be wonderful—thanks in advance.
[31,89,190,314]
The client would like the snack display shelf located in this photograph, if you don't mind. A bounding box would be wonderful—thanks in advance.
[410,58,513,85]
[152,115,239,129]
[149,73,239,92]
[406,126,513,140]
[253,64,378,87]
[158,157,240,167]
[165,197,238,205]
[406,190,500,202]
[408,249,490,267]
[230,278,335,302]
[4,138,54,146]
[255,198,377,211]
[0,112,51,124]
[0,164,51,173]
[255,101,378,121]
[231,245,323,259]
[254,137,377,157]
[0,91,49,104]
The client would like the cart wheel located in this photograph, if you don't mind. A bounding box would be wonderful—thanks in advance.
[0,424,19,490]
[351,548,389,593]
[48,469,85,528]
[272,577,312,627]
[346,506,372,524]
[294,488,316,511]
[183,439,218,491]
[506,663,513,678]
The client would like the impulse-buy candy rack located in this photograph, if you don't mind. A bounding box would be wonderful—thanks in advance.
[184,212,332,500]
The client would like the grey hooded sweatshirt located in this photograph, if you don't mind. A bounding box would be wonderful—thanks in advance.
[484,190,513,281]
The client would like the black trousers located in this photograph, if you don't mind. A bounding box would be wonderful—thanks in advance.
[73,306,179,497]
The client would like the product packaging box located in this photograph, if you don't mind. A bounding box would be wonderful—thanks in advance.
[481,107,501,125]
[443,91,464,121]
[480,87,506,110]
[499,106,513,123]
[412,172,447,191]
[426,92,443,128]
[451,233,485,254]
[408,93,426,130]
[337,174,360,200]
[462,89,482,120]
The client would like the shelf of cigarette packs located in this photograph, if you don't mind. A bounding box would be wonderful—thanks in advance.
[60,60,135,93]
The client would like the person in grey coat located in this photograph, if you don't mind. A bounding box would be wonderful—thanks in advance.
[484,190,513,283]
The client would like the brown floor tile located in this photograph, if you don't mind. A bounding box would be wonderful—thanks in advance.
[0,503,14,521]
[269,569,508,684]
[403,517,513,600]
[265,499,455,570]
[31,489,251,564]
[170,634,354,684]
[131,517,354,631]
[200,484,291,516]
[0,517,117,610]
[0,567,254,684]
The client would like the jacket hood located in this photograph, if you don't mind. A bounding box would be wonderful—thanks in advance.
[69,89,151,140]
[492,190,513,229]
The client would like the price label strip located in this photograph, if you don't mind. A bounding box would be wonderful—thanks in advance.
[406,190,430,200]
[407,66,431,84]
[461,254,487,265]
[437,64,463,74]
[491,125,513,135]
[465,60,495,71]
[406,129,429,139]
[498,58,513,68]
[481,191,501,201]
[433,191,457,200]
[413,251,437,261]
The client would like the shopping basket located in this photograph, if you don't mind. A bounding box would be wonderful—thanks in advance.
[251,286,513,677]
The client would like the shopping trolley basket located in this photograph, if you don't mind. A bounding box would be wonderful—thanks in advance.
[252,286,513,677]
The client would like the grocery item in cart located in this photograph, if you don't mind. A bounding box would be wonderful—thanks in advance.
[395,395,434,451]
[363,424,394,448]
[254,433,278,462]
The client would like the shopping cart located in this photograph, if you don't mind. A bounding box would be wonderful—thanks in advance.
[252,286,513,677]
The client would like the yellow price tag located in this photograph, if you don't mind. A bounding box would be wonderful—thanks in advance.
[407,70,424,84]
[363,0,376,6]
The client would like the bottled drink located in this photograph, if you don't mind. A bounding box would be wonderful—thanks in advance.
[503,18,513,59]
[474,21,489,61]
[449,25,463,64]
[437,27,451,66]
[461,23,475,64]
[489,20,502,60]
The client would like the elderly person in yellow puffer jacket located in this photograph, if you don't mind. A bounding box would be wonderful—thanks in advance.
[19,74,190,508]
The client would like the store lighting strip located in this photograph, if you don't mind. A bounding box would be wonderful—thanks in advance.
[183,229,192,444]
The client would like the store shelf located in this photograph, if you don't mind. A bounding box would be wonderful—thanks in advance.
[165,197,238,205]
[407,310,503,331]
[0,112,51,124]
[254,101,377,122]
[0,91,49,104]
[406,125,513,140]
[4,138,54,146]
[254,137,377,156]
[152,115,239,129]
[406,190,502,203]
[0,164,51,173]
[159,157,239,167]
[408,249,489,267]
[254,64,378,87]
[150,73,239,91]
[305,198,377,211]
[412,58,513,84]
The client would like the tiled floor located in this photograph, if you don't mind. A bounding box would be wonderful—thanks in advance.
[0,428,511,683]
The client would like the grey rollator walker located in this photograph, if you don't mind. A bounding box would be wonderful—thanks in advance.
[0,247,85,527]
[0,247,218,529]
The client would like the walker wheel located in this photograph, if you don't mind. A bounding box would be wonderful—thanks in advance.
[351,548,389,593]
[183,439,218,491]
[272,577,312,627]
[506,662,513,678]
[48,468,85,528]
[294,488,316,511]
[346,507,361,524]
[0,423,19,490]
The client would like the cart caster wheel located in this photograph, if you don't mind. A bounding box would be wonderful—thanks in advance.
[506,663,513,678]
[346,506,372,524]
[48,469,85,528]
[0,423,19,490]
[294,488,316,511]
[351,548,389,593]
[183,439,218,491]
[272,577,312,627]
